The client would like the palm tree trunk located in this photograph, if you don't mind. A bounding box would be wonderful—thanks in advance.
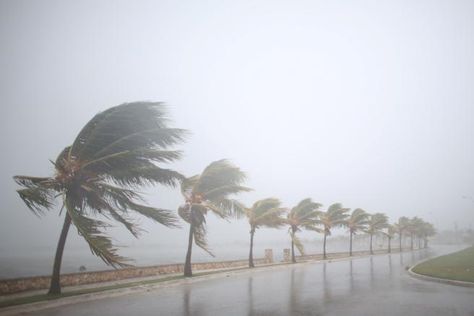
[48,213,72,295]
[388,237,391,253]
[184,223,194,277]
[291,226,296,263]
[349,232,353,256]
[399,231,402,252]
[370,233,373,255]
[249,228,255,268]
[323,232,327,259]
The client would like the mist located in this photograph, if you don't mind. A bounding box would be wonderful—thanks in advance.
[1,0,473,277]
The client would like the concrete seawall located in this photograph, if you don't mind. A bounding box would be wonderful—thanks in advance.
[0,248,406,295]
[0,256,271,295]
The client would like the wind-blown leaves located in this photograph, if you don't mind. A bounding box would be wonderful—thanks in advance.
[14,102,185,270]
[290,231,305,255]
[179,160,250,273]
[193,160,248,197]
[287,198,322,229]
[317,203,350,235]
[13,176,59,216]
[244,197,287,266]
[347,208,369,234]
[249,198,287,229]
[367,213,389,235]
[70,102,185,161]
[66,200,131,268]
[286,198,322,262]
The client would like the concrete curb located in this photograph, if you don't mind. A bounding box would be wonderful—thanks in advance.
[407,253,474,288]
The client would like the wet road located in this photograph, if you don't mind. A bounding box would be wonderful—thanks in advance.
[17,246,474,316]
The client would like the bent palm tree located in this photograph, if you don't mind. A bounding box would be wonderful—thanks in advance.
[347,208,369,256]
[366,213,389,254]
[316,203,350,259]
[407,217,424,250]
[383,224,397,253]
[394,216,410,251]
[286,198,322,263]
[178,159,250,277]
[243,198,286,267]
[420,219,435,248]
[419,221,436,248]
[14,102,185,294]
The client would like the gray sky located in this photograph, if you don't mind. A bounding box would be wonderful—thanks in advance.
[1,0,473,262]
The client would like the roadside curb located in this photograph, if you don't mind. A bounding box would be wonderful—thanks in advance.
[407,255,474,288]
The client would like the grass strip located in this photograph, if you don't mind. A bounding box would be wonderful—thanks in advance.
[412,246,474,283]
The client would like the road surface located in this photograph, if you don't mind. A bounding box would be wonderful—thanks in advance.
[11,246,474,316]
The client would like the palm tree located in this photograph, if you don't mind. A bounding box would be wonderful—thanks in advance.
[347,208,369,256]
[13,102,185,294]
[366,213,389,255]
[407,217,424,250]
[394,216,410,251]
[242,198,286,268]
[178,159,251,277]
[286,198,322,263]
[420,221,436,248]
[316,203,350,259]
[383,224,397,253]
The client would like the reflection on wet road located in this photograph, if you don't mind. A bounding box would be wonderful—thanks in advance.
[22,246,474,316]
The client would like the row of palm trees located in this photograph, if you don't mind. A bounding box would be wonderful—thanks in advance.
[249,198,435,265]
[13,102,435,295]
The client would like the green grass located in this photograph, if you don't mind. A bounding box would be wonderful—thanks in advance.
[412,246,474,283]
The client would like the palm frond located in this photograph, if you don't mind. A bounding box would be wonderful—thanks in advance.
[77,184,141,237]
[128,202,180,228]
[228,199,246,219]
[70,102,186,162]
[203,201,228,219]
[108,164,183,188]
[13,176,58,216]
[254,207,287,228]
[289,198,322,222]
[106,207,142,238]
[367,213,389,234]
[204,184,252,202]
[80,181,179,230]
[253,198,282,216]
[178,204,191,223]
[305,225,324,233]
[193,222,214,257]
[16,187,55,216]
[180,175,200,198]
[67,202,131,268]
[291,232,305,255]
[209,198,248,218]
[193,159,247,195]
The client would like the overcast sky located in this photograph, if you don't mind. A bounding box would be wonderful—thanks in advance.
[1,0,473,264]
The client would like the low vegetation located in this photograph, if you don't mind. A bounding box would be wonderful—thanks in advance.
[412,246,474,283]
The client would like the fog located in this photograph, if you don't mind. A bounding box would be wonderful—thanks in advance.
[1,0,473,276]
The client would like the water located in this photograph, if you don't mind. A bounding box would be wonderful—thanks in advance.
[0,235,403,278]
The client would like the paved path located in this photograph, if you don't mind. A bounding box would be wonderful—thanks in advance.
[6,246,474,316]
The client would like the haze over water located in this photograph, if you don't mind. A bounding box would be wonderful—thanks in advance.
[0,0,473,278]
